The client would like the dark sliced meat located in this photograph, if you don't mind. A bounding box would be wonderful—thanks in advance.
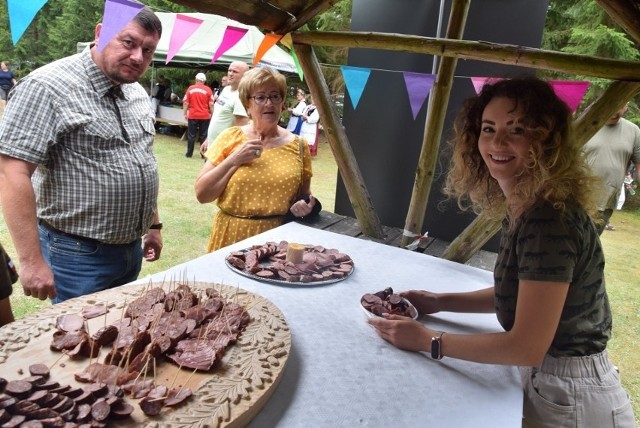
[1,414,25,428]
[90,325,118,347]
[61,388,83,399]
[36,381,60,391]
[55,314,85,333]
[83,384,108,399]
[29,407,60,420]
[0,377,5,392]
[28,364,50,379]
[48,385,71,395]
[81,304,108,320]
[4,380,33,397]
[38,416,65,427]
[75,403,92,423]
[226,256,245,270]
[164,387,193,406]
[124,287,165,319]
[255,270,275,278]
[0,396,17,410]
[27,390,51,406]
[41,392,63,408]
[0,409,9,424]
[50,330,88,352]
[22,376,46,386]
[11,399,40,415]
[139,396,163,416]
[50,396,73,413]
[109,400,134,419]
[90,399,111,422]
[166,338,222,371]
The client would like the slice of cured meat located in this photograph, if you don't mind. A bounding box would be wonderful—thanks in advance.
[81,304,108,320]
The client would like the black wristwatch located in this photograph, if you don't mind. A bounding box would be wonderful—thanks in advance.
[431,331,445,360]
[149,222,163,230]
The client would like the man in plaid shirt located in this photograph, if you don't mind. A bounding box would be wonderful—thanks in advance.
[0,7,164,303]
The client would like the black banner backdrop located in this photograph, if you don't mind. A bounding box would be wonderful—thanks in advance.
[334,0,551,251]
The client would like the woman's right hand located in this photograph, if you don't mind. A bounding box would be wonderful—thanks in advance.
[234,138,264,165]
[399,290,440,315]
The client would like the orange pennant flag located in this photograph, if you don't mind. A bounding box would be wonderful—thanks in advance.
[254,33,284,67]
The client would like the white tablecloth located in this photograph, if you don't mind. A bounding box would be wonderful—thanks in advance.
[144,222,523,427]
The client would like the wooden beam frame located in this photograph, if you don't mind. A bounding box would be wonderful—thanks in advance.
[292,31,640,81]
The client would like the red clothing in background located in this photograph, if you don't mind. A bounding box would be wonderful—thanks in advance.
[183,83,213,119]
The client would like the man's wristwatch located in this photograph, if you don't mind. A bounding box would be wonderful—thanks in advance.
[431,331,445,360]
[149,222,163,230]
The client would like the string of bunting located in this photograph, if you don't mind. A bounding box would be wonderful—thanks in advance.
[7,0,589,117]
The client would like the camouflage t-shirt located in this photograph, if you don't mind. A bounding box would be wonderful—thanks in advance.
[494,199,610,357]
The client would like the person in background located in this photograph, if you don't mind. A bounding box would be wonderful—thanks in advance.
[183,72,213,158]
[300,95,320,157]
[150,75,171,115]
[195,67,320,252]
[286,88,307,135]
[0,8,164,303]
[212,75,229,104]
[0,242,17,327]
[199,61,249,156]
[582,103,640,233]
[368,77,635,427]
[0,61,17,111]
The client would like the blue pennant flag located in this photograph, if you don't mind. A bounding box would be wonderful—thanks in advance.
[7,0,49,45]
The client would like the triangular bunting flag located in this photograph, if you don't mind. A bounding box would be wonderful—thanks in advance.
[290,48,304,81]
[7,0,48,45]
[341,66,372,109]
[254,33,283,67]
[470,76,503,94]
[97,0,144,52]
[211,26,248,64]
[280,33,293,50]
[403,72,436,120]
[548,80,590,112]
[166,14,203,65]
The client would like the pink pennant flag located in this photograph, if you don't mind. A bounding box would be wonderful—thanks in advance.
[211,26,248,64]
[470,76,503,94]
[166,14,203,64]
[548,80,590,112]
[254,33,283,66]
[403,72,436,120]
[97,0,144,52]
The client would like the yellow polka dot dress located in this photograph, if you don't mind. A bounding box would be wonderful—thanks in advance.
[204,127,312,252]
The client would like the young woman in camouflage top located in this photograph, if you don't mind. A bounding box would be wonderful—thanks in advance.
[368,77,635,427]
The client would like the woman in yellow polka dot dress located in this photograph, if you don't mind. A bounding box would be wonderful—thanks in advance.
[195,67,320,252]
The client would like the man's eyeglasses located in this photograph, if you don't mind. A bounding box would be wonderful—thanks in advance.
[250,94,284,105]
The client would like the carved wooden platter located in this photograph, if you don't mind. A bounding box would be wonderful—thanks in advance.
[0,281,291,427]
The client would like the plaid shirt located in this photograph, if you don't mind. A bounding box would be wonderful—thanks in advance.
[0,50,158,244]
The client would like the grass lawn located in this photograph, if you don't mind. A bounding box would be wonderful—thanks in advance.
[0,132,638,422]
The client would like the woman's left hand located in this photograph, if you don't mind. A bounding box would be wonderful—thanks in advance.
[368,314,432,352]
[290,195,316,218]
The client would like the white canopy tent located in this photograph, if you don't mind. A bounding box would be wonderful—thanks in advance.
[77,12,297,73]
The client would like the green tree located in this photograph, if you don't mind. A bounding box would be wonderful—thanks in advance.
[541,0,640,119]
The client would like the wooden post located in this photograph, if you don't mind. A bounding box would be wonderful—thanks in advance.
[294,43,385,239]
[401,0,471,248]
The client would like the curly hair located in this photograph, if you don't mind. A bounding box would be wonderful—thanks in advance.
[443,77,599,225]
[238,67,287,112]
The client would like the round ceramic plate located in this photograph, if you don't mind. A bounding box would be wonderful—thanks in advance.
[225,245,354,287]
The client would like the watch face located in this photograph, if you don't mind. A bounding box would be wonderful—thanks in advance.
[431,336,442,360]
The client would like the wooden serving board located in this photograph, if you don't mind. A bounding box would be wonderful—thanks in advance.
[0,281,291,427]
